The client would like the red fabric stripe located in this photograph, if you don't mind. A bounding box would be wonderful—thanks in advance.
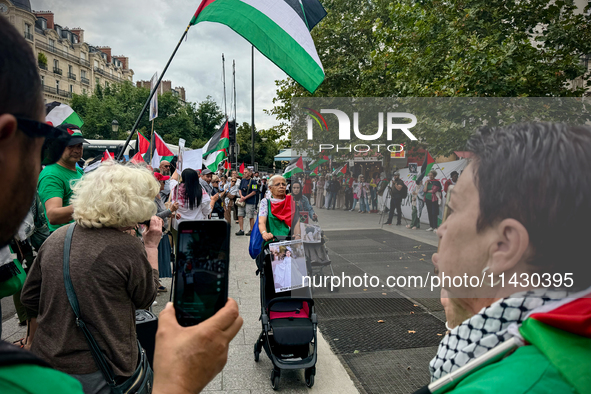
[270,195,293,228]
[530,297,591,338]
[221,121,229,139]
[269,302,310,320]
[193,0,217,19]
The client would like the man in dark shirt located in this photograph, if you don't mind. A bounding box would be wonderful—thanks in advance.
[236,168,258,236]
[385,175,408,225]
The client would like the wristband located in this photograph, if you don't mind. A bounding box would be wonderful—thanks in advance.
[262,231,267,234]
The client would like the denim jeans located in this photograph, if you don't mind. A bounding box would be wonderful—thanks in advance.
[351,198,359,210]
[328,191,338,209]
[359,195,369,212]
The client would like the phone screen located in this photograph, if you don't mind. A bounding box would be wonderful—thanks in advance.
[174,220,230,326]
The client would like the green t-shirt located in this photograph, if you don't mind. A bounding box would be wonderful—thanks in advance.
[37,164,83,232]
[0,364,83,393]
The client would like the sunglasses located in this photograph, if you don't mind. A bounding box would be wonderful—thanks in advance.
[16,116,70,165]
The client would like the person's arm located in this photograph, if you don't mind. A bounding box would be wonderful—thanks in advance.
[423,181,429,192]
[152,300,242,394]
[143,216,163,271]
[20,245,44,314]
[209,193,220,210]
[43,197,74,225]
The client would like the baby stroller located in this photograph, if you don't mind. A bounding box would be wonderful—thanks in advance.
[300,219,337,293]
[254,236,318,390]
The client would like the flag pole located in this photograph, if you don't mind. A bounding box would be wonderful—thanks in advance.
[117,23,192,160]
[149,119,155,162]
[251,45,255,168]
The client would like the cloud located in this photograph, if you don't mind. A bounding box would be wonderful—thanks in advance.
[35,0,288,129]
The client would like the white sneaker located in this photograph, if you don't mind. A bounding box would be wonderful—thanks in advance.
[433,229,438,234]
[426,227,433,231]
[152,300,158,306]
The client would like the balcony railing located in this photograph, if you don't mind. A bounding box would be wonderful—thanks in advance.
[93,66,125,83]
[81,76,90,85]
[38,63,48,70]
[68,72,76,80]
[53,67,62,75]
[36,40,84,66]
[43,85,72,98]
[80,59,90,68]
[24,32,34,41]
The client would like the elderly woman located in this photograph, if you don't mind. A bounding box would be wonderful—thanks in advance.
[291,180,317,221]
[21,162,162,393]
[428,123,591,394]
[258,175,300,243]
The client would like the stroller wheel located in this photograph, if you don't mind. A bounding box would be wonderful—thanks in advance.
[253,343,260,362]
[305,368,315,388]
[271,369,280,390]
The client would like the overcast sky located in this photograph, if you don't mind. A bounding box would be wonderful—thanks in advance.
[34,0,288,130]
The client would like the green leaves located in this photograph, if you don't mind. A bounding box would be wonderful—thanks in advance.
[270,0,591,157]
[70,83,224,147]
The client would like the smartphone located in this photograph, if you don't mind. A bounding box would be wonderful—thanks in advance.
[174,220,230,326]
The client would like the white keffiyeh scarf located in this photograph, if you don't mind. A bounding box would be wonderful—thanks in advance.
[429,289,568,381]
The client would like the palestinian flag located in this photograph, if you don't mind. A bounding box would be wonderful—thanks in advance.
[146,132,175,164]
[202,121,230,158]
[190,0,327,93]
[45,102,84,127]
[204,149,227,172]
[513,290,591,394]
[101,149,114,162]
[238,162,245,176]
[309,155,328,170]
[309,166,319,176]
[224,160,231,170]
[415,151,435,183]
[333,163,347,177]
[283,156,304,178]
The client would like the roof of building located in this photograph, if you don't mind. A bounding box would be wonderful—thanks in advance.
[12,0,31,12]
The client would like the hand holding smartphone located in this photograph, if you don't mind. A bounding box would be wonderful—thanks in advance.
[173,220,230,326]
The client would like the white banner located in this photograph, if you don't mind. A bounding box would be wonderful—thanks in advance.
[149,72,158,121]
[177,138,186,171]
[182,149,203,171]
[384,159,468,224]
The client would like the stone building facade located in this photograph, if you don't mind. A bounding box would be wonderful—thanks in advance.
[1,0,134,104]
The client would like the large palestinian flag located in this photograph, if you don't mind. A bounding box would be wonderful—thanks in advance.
[202,121,230,158]
[283,156,304,178]
[190,0,327,93]
[45,102,84,128]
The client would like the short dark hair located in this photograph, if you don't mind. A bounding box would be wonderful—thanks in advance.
[0,17,43,119]
[467,123,591,283]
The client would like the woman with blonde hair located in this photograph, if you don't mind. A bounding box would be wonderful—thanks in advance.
[21,161,163,393]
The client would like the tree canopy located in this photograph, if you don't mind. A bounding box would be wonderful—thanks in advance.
[70,81,224,149]
[269,0,591,156]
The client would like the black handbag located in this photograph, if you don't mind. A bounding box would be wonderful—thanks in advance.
[63,224,154,394]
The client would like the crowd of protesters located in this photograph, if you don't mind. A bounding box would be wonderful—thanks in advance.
[292,169,460,233]
[0,19,241,394]
[2,14,591,394]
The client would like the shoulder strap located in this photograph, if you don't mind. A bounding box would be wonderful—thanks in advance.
[63,224,118,386]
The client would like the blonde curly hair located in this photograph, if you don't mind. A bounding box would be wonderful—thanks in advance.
[71,161,160,228]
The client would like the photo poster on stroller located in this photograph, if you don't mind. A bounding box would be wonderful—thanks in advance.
[269,239,309,293]
[173,220,230,326]
[300,222,322,244]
